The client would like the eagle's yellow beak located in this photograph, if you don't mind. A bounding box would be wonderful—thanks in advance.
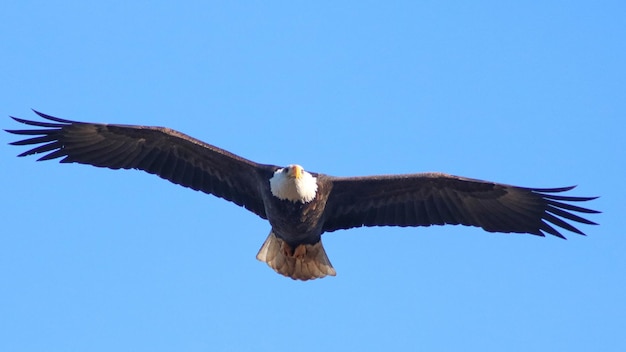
[290,165,303,179]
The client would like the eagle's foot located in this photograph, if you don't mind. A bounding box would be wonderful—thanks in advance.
[293,244,307,259]
[279,241,307,259]
[280,240,293,257]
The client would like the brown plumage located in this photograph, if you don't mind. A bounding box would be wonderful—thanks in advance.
[6,110,599,280]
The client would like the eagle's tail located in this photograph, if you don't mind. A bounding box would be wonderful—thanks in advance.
[256,231,336,281]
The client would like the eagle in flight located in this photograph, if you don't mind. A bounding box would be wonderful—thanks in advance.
[7,110,599,280]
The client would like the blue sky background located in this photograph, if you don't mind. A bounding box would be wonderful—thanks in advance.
[1,1,624,351]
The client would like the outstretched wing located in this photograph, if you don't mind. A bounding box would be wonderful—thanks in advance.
[6,110,277,218]
[322,172,598,238]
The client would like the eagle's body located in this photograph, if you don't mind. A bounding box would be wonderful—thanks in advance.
[7,111,599,280]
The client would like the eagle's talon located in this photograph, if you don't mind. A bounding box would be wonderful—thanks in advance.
[280,241,293,257]
[293,244,307,259]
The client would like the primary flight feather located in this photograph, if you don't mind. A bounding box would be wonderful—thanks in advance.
[7,110,599,280]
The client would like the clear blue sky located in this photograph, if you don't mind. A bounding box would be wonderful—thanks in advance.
[1,1,624,351]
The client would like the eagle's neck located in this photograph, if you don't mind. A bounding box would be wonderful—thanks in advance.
[269,165,318,203]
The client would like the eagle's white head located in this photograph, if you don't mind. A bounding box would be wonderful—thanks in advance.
[269,164,318,203]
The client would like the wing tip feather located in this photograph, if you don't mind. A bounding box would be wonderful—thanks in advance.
[31,109,76,124]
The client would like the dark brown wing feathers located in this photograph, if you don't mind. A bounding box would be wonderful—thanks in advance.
[7,111,598,239]
[7,110,275,218]
[322,173,598,238]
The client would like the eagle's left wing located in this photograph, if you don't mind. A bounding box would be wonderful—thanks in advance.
[322,172,598,238]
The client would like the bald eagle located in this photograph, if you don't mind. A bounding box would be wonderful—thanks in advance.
[7,111,599,280]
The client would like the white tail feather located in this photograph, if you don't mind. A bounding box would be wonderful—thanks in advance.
[256,231,336,280]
